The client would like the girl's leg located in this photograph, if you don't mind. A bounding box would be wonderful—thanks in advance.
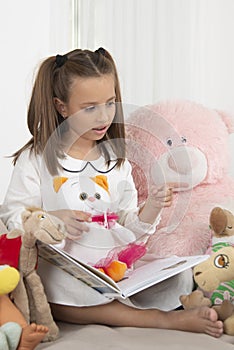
[0,295,48,350]
[0,294,27,327]
[50,300,223,338]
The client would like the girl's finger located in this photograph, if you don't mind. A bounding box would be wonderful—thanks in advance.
[67,231,83,240]
[65,216,90,233]
[152,188,172,198]
[66,225,88,240]
[167,182,189,192]
[73,210,92,222]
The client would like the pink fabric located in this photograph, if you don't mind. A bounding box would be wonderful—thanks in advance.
[91,213,119,229]
[94,243,147,269]
[126,100,234,258]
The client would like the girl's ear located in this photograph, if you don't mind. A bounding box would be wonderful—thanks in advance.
[54,97,68,118]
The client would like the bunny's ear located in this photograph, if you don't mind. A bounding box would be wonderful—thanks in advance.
[216,110,234,134]
[53,177,68,192]
[21,209,33,224]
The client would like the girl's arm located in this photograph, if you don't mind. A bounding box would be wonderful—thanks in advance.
[0,150,91,236]
[116,161,161,239]
[138,185,173,224]
[0,150,42,230]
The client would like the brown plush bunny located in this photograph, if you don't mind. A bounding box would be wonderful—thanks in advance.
[6,208,67,342]
[210,206,234,242]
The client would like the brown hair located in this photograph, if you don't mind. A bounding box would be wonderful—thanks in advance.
[13,48,125,175]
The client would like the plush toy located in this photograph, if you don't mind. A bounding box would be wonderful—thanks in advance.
[53,174,146,268]
[126,100,234,257]
[0,208,67,342]
[0,264,48,350]
[209,206,234,250]
[180,246,234,335]
[205,207,234,307]
[180,289,211,309]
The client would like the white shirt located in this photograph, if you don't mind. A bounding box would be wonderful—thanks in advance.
[0,149,159,236]
[0,149,162,306]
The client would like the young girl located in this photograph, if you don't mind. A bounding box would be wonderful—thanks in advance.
[0,48,223,337]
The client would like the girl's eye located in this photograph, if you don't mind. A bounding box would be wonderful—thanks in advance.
[166,139,173,147]
[181,136,187,143]
[107,101,115,108]
[79,192,88,200]
[85,106,96,113]
[227,226,233,229]
[95,193,101,200]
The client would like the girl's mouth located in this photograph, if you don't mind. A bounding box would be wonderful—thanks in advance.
[92,125,109,134]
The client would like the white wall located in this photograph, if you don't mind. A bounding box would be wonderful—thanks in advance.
[0,0,72,202]
[77,0,234,178]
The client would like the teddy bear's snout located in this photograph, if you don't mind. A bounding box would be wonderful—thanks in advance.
[167,146,201,175]
[168,153,194,175]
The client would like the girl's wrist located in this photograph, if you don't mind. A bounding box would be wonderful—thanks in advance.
[138,200,161,225]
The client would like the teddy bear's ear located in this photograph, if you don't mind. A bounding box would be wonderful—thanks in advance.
[21,209,32,224]
[216,110,234,134]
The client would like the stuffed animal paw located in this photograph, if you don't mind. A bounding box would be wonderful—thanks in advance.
[180,290,212,309]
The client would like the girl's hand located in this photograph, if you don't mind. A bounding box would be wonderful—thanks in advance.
[148,182,189,209]
[49,210,92,240]
[147,184,173,209]
[139,183,188,224]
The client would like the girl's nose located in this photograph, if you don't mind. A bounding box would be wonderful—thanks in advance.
[96,105,109,123]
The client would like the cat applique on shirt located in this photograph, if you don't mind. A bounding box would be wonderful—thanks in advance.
[52,174,136,264]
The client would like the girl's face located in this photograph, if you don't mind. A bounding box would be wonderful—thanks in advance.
[55,74,116,144]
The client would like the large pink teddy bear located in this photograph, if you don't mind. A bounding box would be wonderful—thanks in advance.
[125,100,234,257]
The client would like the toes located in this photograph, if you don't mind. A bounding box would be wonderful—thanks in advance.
[35,325,49,333]
[208,308,219,322]
[29,323,37,331]
[206,321,223,338]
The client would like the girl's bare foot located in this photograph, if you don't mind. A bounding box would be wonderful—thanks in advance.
[18,323,48,350]
[171,307,223,338]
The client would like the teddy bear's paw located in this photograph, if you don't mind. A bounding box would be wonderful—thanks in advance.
[213,300,234,321]
[180,290,211,310]
[41,322,59,342]
[223,314,234,335]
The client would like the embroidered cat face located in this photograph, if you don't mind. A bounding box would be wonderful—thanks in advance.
[53,175,111,214]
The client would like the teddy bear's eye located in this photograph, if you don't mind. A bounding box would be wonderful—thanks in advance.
[95,193,101,200]
[166,139,173,147]
[79,192,88,201]
[181,136,187,143]
[38,214,46,220]
[214,254,229,269]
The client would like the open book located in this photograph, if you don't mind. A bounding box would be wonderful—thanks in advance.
[37,241,208,300]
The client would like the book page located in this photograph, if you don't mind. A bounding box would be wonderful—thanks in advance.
[38,241,208,299]
[117,255,209,298]
[37,241,121,296]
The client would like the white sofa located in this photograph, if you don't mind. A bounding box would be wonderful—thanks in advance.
[37,323,234,350]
